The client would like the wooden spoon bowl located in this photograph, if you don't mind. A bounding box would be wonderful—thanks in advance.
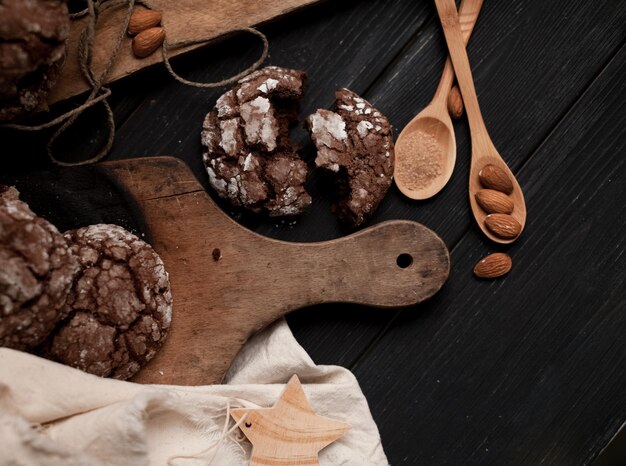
[394,0,484,200]
[469,147,526,243]
[395,114,455,200]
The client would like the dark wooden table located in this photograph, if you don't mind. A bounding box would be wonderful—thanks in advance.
[3,1,625,464]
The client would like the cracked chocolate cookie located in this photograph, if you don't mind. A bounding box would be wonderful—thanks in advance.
[0,186,79,350]
[201,66,312,216]
[43,224,172,380]
[306,88,394,228]
[0,0,70,122]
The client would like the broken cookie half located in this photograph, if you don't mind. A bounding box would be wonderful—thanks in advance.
[307,88,395,228]
[201,66,312,217]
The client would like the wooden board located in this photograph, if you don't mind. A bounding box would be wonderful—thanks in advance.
[48,0,324,104]
[2,156,450,386]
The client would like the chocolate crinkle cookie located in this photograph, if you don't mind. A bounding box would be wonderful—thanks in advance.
[42,224,172,380]
[0,185,79,350]
[201,66,312,216]
[306,88,394,228]
[0,0,70,122]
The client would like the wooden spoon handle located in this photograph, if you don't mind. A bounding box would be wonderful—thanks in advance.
[433,0,484,102]
[434,0,491,145]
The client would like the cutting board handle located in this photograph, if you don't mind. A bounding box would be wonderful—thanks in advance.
[102,157,449,385]
[264,220,450,310]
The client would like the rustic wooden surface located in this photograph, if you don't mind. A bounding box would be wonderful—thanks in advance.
[48,0,323,103]
[2,0,625,463]
[231,375,351,466]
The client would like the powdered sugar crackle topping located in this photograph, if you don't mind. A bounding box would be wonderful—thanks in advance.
[200,66,311,216]
[309,111,348,146]
[44,224,173,381]
[240,97,277,152]
[357,120,374,137]
[306,88,395,227]
[0,188,80,351]
[219,118,240,156]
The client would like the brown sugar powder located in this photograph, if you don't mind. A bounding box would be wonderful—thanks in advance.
[395,130,444,191]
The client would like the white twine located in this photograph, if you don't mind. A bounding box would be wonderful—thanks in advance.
[166,400,249,465]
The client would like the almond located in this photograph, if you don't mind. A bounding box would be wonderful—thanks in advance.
[447,85,463,119]
[132,27,165,59]
[473,252,512,279]
[475,189,514,214]
[484,213,522,239]
[478,164,513,194]
[128,9,162,36]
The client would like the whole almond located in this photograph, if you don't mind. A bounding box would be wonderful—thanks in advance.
[475,189,514,214]
[132,27,165,59]
[478,164,514,194]
[447,85,463,119]
[473,252,512,279]
[485,213,522,239]
[128,9,162,36]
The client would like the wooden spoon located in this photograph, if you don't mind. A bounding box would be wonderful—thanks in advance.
[434,0,526,243]
[394,0,484,200]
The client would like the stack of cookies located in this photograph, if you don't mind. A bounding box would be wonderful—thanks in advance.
[0,187,172,380]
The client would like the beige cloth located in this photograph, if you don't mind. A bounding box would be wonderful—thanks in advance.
[0,319,389,465]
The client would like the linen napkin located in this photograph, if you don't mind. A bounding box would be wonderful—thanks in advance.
[0,318,389,465]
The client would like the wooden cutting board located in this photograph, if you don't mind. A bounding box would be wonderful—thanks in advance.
[2,157,450,385]
[48,0,324,104]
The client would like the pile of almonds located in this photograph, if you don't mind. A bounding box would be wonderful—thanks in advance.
[473,163,521,279]
[127,9,165,59]
[445,88,521,280]
[477,164,522,240]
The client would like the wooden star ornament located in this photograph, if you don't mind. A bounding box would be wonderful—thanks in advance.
[231,375,351,465]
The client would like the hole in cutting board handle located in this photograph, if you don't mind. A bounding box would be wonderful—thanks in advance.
[396,253,413,269]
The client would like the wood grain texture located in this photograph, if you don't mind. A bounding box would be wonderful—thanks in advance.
[287,0,626,370]
[354,44,626,465]
[79,157,449,384]
[47,0,324,103]
[231,375,350,465]
[2,0,625,462]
